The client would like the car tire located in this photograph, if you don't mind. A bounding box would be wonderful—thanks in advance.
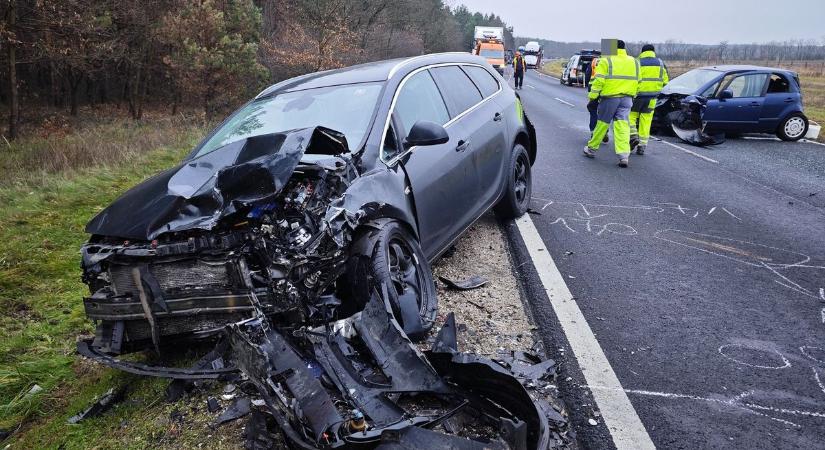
[777,113,808,141]
[494,144,532,219]
[342,221,437,340]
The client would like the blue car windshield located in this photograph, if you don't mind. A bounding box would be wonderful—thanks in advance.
[664,69,721,94]
[194,82,383,158]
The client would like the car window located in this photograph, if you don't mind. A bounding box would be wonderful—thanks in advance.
[462,65,499,98]
[724,73,768,98]
[664,69,721,94]
[194,83,382,158]
[429,66,483,118]
[383,122,400,161]
[700,81,720,97]
[767,74,790,93]
[393,70,449,139]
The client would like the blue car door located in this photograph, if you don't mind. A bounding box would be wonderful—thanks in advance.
[704,72,769,131]
[761,73,801,131]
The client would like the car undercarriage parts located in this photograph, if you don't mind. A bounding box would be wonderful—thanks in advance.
[667,95,725,146]
[438,275,489,291]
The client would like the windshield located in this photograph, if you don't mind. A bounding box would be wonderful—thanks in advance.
[194,82,383,158]
[480,49,504,59]
[664,69,721,94]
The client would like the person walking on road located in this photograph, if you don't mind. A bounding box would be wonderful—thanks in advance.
[584,40,639,167]
[629,44,669,155]
[586,56,609,144]
[513,51,526,90]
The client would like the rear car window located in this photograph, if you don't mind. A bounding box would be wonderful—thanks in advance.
[429,66,483,117]
[462,65,499,98]
[394,71,449,138]
[767,74,790,93]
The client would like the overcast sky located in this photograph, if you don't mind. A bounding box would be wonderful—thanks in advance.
[450,0,825,44]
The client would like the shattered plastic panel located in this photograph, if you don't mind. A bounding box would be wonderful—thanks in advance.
[667,95,725,146]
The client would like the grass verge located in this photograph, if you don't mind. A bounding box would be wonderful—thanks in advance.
[0,120,253,448]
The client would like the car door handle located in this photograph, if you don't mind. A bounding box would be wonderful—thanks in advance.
[493,112,502,122]
[784,98,794,103]
[750,102,760,106]
[455,140,470,152]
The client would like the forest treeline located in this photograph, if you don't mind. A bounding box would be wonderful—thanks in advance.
[0,0,512,139]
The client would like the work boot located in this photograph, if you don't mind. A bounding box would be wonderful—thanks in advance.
[583,146,596,158]
[617,154,629,167]
[636,145,645,155]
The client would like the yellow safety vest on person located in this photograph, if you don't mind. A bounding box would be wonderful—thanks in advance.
[588,48,639,100]
[636,50,669,97]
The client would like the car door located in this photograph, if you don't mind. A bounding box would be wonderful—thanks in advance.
[389,69,476,258]
[430,65,507,215]
[761,73,801,131]
[704,72,768,131]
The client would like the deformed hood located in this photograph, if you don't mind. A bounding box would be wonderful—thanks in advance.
[85,126,348,241]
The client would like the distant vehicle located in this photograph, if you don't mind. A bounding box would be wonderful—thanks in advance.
[473,26,506,74]
[654,65,809,141]
[523,41,542,68]
[561,49,600,86]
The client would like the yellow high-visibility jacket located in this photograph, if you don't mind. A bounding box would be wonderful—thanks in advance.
[636,50,669,97]
[588,49,639,100]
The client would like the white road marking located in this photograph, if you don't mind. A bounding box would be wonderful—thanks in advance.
[659,140,719,163]
[743,136,781,141]
[514,215,655,450]
[802,139,825,147]
[526,84,535,89]
[554,97,575,107]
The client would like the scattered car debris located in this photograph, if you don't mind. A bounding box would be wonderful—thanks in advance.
[438,275,489,290]
[666,95,725,146]
[214,397,252,427]
[67,386,126,424]
[207,397,220,413]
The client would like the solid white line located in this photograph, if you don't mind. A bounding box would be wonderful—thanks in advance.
[554,97,575,107]
[659,140,718,163]
[526,84,535,89]
[514,215,655,450]
[802,139,825,147]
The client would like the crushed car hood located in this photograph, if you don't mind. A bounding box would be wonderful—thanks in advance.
[85,127,348,241]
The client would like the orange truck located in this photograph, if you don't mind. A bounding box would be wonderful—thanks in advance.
[472,26,505,74]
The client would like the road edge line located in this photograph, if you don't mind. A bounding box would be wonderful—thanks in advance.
[660,140,718,163]
[514,215,656,450]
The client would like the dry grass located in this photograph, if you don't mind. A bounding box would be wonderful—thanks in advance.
[0,106,211,187]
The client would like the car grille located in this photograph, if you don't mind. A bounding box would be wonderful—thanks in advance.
[109,259,232,298]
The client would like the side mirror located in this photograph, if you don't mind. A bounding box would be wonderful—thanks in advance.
[404,121,449,148]
[719,89,733,100]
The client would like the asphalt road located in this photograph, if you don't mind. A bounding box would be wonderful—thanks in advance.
[508,69,825,449]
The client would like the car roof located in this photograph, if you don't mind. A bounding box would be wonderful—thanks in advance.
[698,64,797,75]
[255,53,490,98]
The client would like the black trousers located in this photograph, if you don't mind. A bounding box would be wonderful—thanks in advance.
[514,71,524,88]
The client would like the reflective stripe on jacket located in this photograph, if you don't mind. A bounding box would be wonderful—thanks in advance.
[588,49,639,100]
[513,56,526,72]
[636,50,669,97]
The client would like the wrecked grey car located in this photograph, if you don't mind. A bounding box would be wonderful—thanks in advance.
[79,52,536,354]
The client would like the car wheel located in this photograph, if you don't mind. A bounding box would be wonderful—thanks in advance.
[342,221,437,340]
[494,144,532,219]
[777,113,808,141]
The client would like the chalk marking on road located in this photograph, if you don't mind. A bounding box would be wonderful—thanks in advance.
[800,346,825,364]
[814,368,825,396]
[659,139,719,163]
[821,307,825,324]
[743,136,782,141]
[821,288,825,301]
[718,343,791,370]
[587,386,806,427]
[514,215,655,450]
[553,97,575,107]
[526,84,535,89]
